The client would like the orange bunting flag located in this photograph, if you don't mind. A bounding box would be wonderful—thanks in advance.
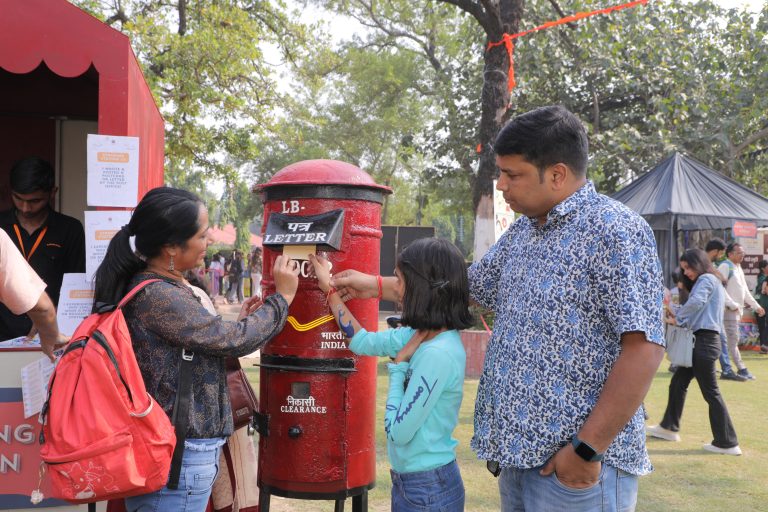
[486,0,648,95]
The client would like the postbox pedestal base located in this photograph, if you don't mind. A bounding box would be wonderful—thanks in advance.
[258,483,373,512]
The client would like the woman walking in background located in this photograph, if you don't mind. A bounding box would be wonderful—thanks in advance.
[755,260,768,354]
[647,248,741,456]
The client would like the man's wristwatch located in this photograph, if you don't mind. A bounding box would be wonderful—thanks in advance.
[571,435,604,462]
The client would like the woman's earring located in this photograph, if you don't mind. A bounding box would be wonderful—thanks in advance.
[169,255,175,272]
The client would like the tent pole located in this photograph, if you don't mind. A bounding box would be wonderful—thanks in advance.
[668,215,675,287]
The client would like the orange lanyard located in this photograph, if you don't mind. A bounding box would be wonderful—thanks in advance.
[13,224,47,261]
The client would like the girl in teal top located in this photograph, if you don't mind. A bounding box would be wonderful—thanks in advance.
[310,238,473,512]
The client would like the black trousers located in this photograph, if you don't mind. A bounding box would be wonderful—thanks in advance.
[660,330,739,448]
[757,313,768,347]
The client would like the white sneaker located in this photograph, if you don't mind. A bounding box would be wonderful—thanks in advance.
[646,425,681,442]
[703,443,742,456]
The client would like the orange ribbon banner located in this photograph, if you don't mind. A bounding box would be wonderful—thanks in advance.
[486,0,648,93]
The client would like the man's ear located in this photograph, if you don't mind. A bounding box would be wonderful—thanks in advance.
[548,163,569,190]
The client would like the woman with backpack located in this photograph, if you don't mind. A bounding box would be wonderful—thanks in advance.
[93,187,300,511]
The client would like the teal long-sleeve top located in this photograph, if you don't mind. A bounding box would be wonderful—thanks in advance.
[676,273,725,333]
[349,326,466,473]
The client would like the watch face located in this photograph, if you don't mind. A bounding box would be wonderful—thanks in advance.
[574,440,597,461]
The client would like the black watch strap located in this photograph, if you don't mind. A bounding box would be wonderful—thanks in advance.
[571,435,604,462]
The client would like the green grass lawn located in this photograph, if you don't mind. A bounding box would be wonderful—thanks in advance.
[246,350,768,511]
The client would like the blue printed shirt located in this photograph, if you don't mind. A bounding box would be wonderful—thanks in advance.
[350,327,465,473]
[468,181,664,476]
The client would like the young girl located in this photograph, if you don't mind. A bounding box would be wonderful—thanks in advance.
[310,238,472,512]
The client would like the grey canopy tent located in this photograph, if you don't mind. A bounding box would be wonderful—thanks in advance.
[612,152,768,285]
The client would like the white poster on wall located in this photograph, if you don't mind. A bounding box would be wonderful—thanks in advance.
[87,134,140,207]
[85,210,132,280]
[56,273,94,337]
[493,180,516,242]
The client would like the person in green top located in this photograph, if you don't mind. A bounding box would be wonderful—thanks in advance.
[755,260,768,353]
[310,238,473,512]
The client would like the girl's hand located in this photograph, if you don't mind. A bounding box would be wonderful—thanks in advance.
[238,295,263,321]
[273,255,300,305]
[394,330,429,363]
[308,254,332,293]
[330,269,378,301]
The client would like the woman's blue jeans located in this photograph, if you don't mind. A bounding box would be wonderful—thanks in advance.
[390,459,464,511]
[124,438,224,512]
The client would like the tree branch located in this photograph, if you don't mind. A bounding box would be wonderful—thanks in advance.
[732,125,768,158]
[547,0,578,29]
[178,0,187,36]
[438,0,496,35]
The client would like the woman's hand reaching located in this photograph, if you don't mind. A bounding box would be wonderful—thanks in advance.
[273,255,300,305]
[237,295,263,321]
[308,254,332,293]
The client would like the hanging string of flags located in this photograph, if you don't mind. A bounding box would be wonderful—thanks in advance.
[477,0,649,154]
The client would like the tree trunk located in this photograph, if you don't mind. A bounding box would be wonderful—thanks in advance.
[471,0,523,261]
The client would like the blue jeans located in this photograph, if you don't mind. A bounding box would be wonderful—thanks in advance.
[719,334,734,374]
[498,463,638,512]
[125,438,224,512]
[390,460,464,511]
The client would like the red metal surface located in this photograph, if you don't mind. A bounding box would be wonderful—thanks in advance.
[258,160,389,496]
[259,159,392,192]
[0,0,165,197]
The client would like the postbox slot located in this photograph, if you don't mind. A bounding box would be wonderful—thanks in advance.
[263,209,345,252]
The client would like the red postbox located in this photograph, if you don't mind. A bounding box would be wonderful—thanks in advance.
[256,160,391,512]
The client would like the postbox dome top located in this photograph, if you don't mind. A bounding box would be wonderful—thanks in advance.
[259,160,392,194]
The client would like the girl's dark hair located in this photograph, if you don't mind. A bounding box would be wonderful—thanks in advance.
[93,187,204,308]
[397,238,474,330]
[759,260,768,271]
[679,248,716,292]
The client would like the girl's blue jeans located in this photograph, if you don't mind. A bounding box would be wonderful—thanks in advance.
[390,459,464,511]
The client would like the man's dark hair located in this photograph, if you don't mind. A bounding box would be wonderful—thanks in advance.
[494,105,589,179]
[397,238,474,331]
[704,238,726,252]
[726,242,742,256]
[10,157,55,193]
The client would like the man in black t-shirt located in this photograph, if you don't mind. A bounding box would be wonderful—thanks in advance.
[0,157,85,340]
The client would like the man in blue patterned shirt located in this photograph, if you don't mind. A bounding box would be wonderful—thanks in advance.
[330,105,664,511]
[469,105,665,511]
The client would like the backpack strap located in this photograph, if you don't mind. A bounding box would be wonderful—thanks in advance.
[167,348,195,489]
[117,279,163,309]
[117,277,193,490]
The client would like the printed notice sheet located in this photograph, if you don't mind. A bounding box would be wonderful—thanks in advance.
[0,335,40,348]
[85,210,132,280]
[57,273,94,336]
[87,134,140,207]
[20,353,58,418]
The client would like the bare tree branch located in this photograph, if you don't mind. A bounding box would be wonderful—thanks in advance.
[547,0,578,29]
[438,0,496,35]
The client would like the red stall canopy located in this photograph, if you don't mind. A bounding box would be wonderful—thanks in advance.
[0,0,164,201]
